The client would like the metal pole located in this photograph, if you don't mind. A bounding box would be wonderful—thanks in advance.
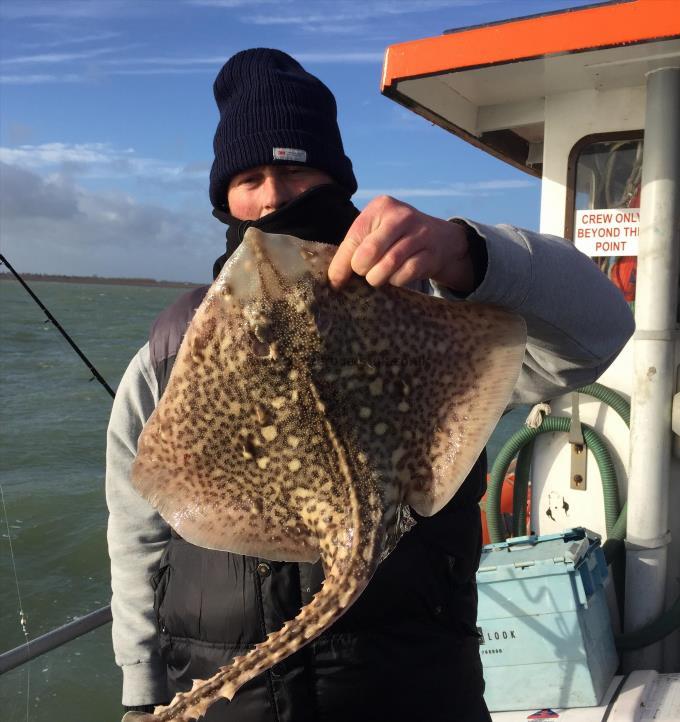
[0,605,112,675]
[624,66,680,671]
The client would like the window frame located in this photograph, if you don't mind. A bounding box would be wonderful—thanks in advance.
[564,130,644,242]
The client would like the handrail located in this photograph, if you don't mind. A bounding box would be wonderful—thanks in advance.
[0,605,112,675]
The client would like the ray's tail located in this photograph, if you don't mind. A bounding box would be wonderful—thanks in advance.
[144,524,383,722]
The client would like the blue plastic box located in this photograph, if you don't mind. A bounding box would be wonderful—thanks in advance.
[476,527,618,711]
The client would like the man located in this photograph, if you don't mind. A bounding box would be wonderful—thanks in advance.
[107,49,634,722]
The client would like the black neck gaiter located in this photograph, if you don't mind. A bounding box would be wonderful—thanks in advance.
[211,183,360,279]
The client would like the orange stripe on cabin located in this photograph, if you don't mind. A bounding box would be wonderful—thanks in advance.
[381,0,680,90]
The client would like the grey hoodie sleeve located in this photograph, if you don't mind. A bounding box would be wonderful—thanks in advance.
[106,343,170,706]
[431,220,635,406]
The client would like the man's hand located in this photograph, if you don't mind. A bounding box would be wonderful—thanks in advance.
[328,195,474,292]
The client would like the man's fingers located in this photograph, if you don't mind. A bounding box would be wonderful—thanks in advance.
[363,235,426,287]
[328,195,402,289]
[387,250,432,288]
[349,218,406,276]
[328,205,375,288]
[328,195,445,289]
[330,221,429,289]
[328,232,362,289]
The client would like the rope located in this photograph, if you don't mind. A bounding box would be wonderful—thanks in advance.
[1,483,30,720]
[0,253,115,399]
[525,402,551,429]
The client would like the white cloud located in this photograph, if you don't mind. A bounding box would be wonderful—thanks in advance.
[0,73,85,84]
[106,67,216,77]
[105,55,225,66]
[0,162,217,282]
[180,0,499,36]
[354,180,535,199]
[0,162,80,220]
[2,142,126,166]
[0,143,207,185]
[0,49,382,84]
[292,52,383,63]
[187,0,284,6]
[244,0,492,30]
[0,1,144,20]
[2,46,121,65]
[20,31,121,49]
[102,51,382,68]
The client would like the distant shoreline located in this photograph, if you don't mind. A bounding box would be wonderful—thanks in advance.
[0,272,202,289]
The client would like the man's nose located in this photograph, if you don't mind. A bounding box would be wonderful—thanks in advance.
[260,175,292,216]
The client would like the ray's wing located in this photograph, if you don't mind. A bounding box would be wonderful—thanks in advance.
[132,231,349,562]
[390,296,526,515]
[299,264,527,518]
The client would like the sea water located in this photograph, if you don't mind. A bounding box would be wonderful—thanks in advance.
[0,279,527,722]
[0,280,186,722]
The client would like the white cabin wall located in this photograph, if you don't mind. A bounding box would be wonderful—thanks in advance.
[531,83,679,670]
[538,87,643,393]
[539,86,646,238]
[533,87,638,555]
[532,87,645,534]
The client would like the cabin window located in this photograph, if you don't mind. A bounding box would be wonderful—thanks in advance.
[567,133,643,310]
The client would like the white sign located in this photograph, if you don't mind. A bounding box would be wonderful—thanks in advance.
[574,208,639,256]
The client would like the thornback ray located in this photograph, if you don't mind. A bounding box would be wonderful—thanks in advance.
[130,227,527,721]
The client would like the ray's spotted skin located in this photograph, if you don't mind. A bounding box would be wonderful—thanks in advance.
[131,228,527,721]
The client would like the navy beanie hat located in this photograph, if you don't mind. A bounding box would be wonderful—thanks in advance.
[209,48,357,210]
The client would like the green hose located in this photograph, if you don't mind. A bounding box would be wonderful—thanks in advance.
[487,417,620,543]
[577,383,630,426]
[616,595,680,651]
[512,440,533,537]
[487,383,630,544]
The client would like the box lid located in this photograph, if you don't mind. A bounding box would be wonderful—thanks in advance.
[477,527,602,583]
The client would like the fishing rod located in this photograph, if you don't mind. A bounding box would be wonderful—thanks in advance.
[0,252,116,676]
[0,253,115,399]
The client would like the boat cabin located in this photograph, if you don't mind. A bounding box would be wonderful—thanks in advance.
[382,1,680,717]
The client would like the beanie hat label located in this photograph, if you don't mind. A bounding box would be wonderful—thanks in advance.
[273,147,307,162]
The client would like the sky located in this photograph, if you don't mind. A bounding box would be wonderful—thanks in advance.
[0,0,596,282]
